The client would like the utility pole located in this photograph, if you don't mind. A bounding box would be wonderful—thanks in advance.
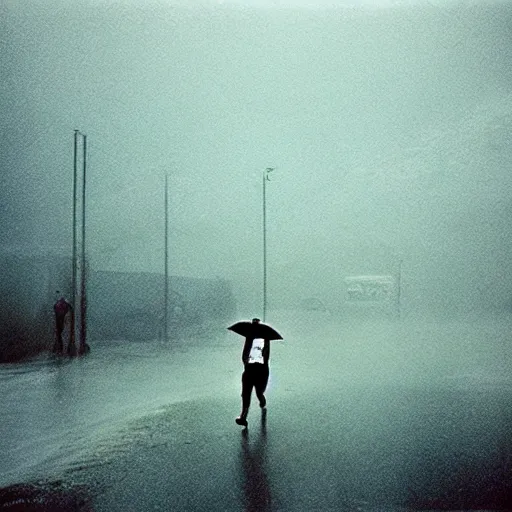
[263,167,274,322]
[70,130,78,355]
[164,174,169,342]
[79,133,87,355]
[70,129,87,356]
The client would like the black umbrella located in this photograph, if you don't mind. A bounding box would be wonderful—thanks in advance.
[227,320,283,341]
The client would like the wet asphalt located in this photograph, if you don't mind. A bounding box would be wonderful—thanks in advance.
[81,382,512,511]
[1,313,512,510]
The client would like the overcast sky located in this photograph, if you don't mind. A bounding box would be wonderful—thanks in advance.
[1,0,511,312]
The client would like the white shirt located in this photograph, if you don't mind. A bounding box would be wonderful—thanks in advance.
[248,338,265,364]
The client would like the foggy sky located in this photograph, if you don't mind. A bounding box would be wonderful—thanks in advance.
[1,0,512,314]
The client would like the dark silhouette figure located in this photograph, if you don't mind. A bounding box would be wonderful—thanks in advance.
[236,318,270,427]
[53,293,72,354]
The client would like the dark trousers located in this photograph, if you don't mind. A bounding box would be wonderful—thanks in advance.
[241,363,269,409]
[54,315,66,352]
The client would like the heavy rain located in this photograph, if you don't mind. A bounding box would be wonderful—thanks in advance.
[1,0,512,510]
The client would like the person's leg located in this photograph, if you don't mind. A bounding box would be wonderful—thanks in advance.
[236,366,253,426]
[254,365,269,408]
[54,316,64,353]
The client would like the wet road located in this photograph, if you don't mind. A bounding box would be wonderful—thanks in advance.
[0,327,241,488]
[1,312,512,510]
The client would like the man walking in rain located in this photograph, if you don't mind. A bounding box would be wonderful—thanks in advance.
[236,318,270,427]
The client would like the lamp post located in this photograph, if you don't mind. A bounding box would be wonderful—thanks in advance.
[262,167,274,322]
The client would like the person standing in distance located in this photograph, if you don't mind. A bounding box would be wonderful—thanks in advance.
[53,292,72,354]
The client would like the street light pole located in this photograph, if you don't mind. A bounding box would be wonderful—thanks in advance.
[263,167,274,322]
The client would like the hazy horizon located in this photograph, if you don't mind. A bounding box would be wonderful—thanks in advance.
[1,0,511,315]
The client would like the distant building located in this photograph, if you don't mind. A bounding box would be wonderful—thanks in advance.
[87,270,237,341]
[0,249,238,359]
[345,275,395,302]
[344,275,398,317]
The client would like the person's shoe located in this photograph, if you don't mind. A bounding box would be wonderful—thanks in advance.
[235,416,248,427]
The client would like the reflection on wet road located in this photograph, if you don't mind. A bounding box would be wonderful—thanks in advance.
[239,409,271,512]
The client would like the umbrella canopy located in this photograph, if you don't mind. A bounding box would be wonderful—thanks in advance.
[227,320,283,341]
